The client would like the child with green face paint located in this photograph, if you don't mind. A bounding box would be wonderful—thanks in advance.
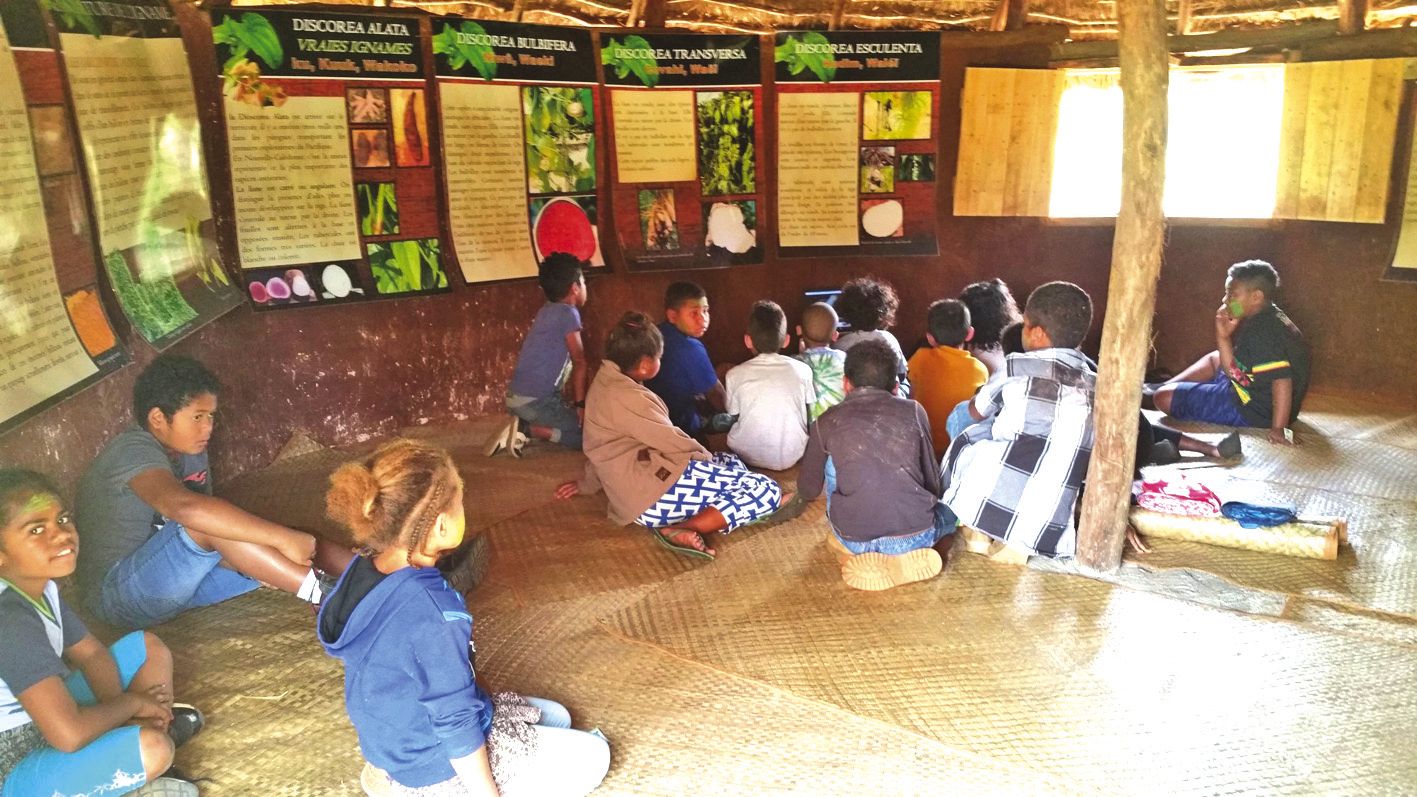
[0,469,203,796]
[1149,260,1310,445]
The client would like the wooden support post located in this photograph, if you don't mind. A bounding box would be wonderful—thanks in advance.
[830,0,848,31]
[626,0,645,28]
[990,0,1028,32]
[1339,0,1369,36]
[509,0,525,22]
[1075,0,1169,572]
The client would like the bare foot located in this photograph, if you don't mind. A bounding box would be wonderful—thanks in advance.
[661,527,716,557]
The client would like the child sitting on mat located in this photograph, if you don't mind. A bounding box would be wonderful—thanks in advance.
[942,282,1097,559]
[321,440,609,796]
[725,301,816,471]
[908,298,989,458]
[832,277,911,398]
[0,469,203,797]
[1149,259,1309,445]
[799,341,955,591]
[484,253,589,458]
[958,278,1023,377]
[645,281,728,437]
[794,302,848,422]
[556,312,784,560]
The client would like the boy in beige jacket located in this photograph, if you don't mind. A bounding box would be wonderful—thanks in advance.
[555,312,783,560]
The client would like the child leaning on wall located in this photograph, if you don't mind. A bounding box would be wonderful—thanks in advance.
[725,301,816,471]
[794,302,848,422]
[798,341,956,592]
[556,312,784,561]
[908,298,989,459]
[942,282,1098,560]
[645,281,728,437]
[485,253,590,458]
[0,469,204,797]
[831,276,912,398]
[1149,259,1309,446]
[320,440,610,797]
[74,355,353,632]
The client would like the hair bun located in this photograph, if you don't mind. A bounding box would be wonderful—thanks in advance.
[326,461,381,541]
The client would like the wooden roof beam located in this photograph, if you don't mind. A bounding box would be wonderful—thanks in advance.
[1053,19,1341,61]
[1176,0,1194,35]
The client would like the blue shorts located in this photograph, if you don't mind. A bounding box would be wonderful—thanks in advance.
[1167,372,1250,427]
[94,519,260,630]
[1,632,148,797]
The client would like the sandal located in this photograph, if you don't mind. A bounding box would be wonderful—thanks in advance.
[650,527,715,561]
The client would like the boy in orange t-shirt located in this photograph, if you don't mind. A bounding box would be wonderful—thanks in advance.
[908,299,989,457]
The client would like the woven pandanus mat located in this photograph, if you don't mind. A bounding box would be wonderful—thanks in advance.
[471,615,1088,796]
[1284,598,1417,648]
[1291,393,1417,450]
[152,589,362,796]
[607,519,1417,795]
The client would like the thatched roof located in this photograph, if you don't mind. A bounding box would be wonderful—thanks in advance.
[224,0,1417,40]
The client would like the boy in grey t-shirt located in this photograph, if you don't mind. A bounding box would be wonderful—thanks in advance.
[76,355,352,629]
[485,253,589,457]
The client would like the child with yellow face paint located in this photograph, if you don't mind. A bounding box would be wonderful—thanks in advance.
[1149,260,1310,445]
[0,469,203,796]
[318,441,609,797]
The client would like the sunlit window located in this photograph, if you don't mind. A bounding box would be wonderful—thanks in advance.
[1048,64,1286,218]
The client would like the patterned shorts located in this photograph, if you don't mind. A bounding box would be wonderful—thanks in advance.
[635,453,781,532]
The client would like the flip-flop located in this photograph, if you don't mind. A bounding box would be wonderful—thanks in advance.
[651,527,715,561]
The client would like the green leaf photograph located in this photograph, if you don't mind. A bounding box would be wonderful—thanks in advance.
[432,21,497,80]
[367,239,447,296]
[696,91,756,196]
[601,36,659,87]
[357,183,399,236]
[863,91,933,141]
[102,250,198,342]
[523,86,596,194]
[774,32,835,83]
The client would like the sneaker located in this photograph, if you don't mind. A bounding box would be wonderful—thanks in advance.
[841,547,942,591]
[507,420,529,459]
[360,762,394,797]
[167,703,205,748]
[482,416,518,457]
[132,776,199,796]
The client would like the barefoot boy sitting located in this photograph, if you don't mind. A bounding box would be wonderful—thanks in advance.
[798,340,954,591]
[941,282,1097,559]
[1151,260,1309,445]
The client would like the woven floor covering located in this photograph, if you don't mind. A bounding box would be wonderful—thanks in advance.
[150,399,1416,795]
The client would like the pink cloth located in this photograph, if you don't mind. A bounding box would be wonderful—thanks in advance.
[1134,474,1223,517]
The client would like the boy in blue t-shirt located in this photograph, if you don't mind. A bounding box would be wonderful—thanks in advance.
[646,281,726,437]
[486,253,589,457]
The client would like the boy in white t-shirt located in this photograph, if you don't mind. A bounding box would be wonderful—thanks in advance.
[726,301,816,471]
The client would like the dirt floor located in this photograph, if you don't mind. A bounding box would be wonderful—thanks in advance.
[150,390,1417,795]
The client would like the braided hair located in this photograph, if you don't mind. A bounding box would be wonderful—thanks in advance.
[325,439,463,556]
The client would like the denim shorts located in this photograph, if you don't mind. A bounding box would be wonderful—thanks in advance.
[1,632,147,797]
[507,393,582,449]
[831,502,957,555]
[1168,372,1251,427]
[94,520,260,630]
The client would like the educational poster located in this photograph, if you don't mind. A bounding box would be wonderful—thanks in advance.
[52,0,242,347]
[212,9,447,307]
[432,18,601,283]
[0,5,127,434]
[602,33,764,270]
[774,31,940,258]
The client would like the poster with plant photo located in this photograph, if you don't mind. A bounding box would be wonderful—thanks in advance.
[602,33,764,270]
[433,18,601,283]
[0,3,128,434]
[46,0,242,347]
[211,8,447,307]
[774,30,940,258]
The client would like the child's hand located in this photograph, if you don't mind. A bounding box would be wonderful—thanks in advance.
[554,481,580,499]
[1214,304,1240,339]
[139,683,172,710]
[279,532,317,566]
[126,692,172,730]
[1267,428,1296,445]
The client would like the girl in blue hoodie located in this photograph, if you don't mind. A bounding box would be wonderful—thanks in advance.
[319,440,609,796]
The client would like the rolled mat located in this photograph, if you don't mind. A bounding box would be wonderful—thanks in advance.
[1130,507,1346,560]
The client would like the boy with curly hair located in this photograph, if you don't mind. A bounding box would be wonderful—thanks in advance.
[832,276,911,398]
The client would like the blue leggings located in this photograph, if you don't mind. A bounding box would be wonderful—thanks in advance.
[2,632,149,797]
